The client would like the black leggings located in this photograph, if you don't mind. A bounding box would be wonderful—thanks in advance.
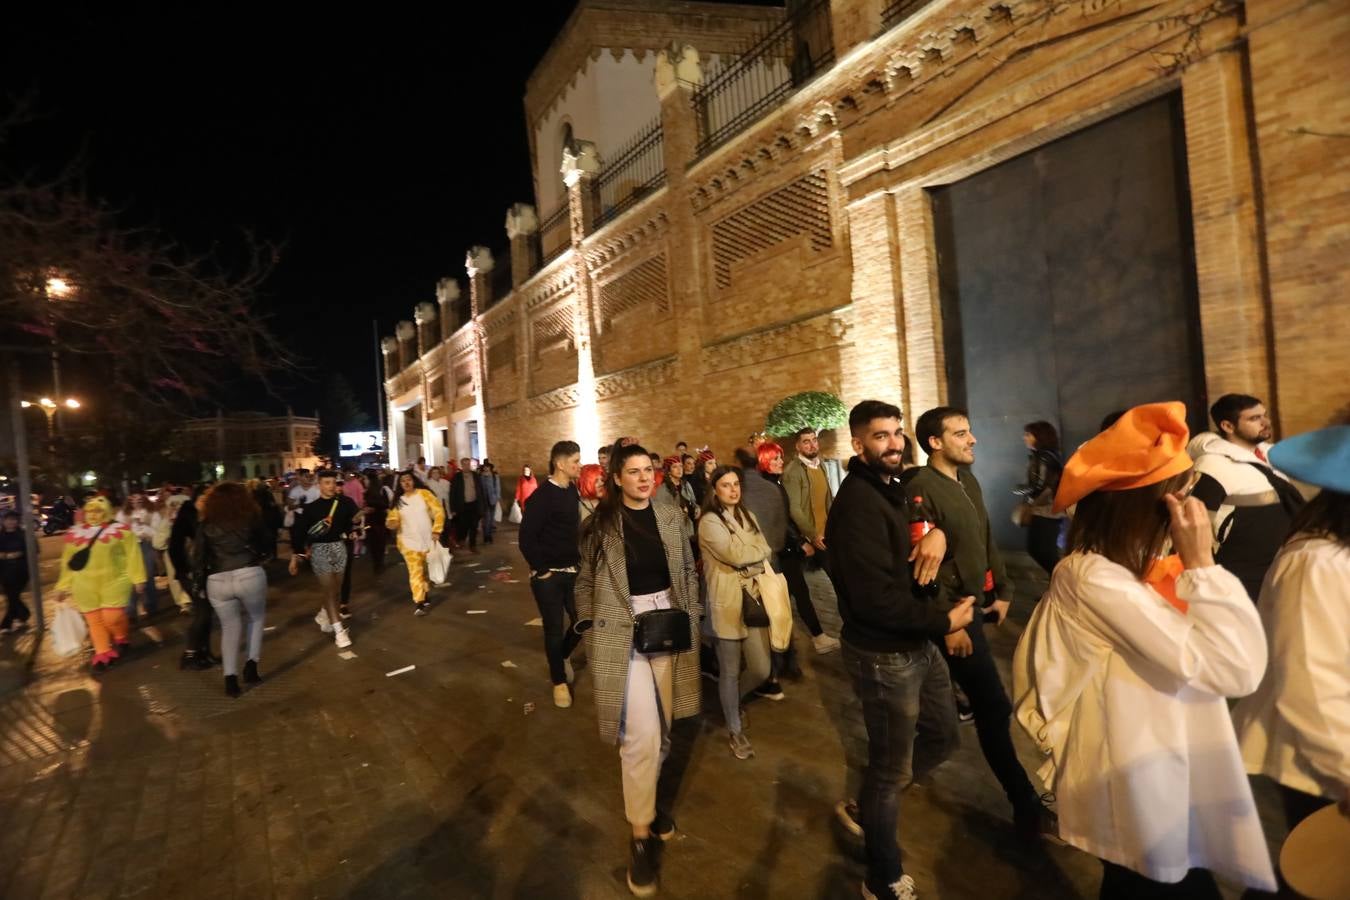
[1026,516,1062,577]
[2,568,30,629]
[776,552,823,637]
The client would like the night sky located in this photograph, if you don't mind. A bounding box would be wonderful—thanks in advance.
[4,4,586,417]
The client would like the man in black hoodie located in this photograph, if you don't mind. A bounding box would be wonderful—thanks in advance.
[826,400,974,900]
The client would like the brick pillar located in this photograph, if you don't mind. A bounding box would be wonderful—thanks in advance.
[562,143,602,460]
[414,302,438,357]
[380,337,400,383]
[394,320,416,371]
[842,190,907,409]
[831,0,885,59]
[464,247,493,454]
[893,188,946,419]
[436,278,461,340]
[655,44,705,440]
[505,203,540,288]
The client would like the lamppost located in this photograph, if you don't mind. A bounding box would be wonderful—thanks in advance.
[21,396,81,440]
[44,275,71,440]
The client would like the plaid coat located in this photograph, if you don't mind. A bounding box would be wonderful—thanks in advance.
[576,501,702,745]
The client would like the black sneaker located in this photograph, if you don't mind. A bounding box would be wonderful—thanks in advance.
[652,811,676,842]
[754,681,785,701]
[1014,794,1062,843]
[224,675,241,698]
[626,837,658,897]
[243,659,263,684]
[954,686,975,723]
[414,602,430,617]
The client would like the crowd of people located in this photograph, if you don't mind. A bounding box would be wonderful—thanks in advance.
[4,390,1345,900]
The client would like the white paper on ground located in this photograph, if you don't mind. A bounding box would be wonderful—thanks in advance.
[263,626,277,632]
[385,665,416,677]
[500,660,517,668]
[467,610,487,614]
[338,650,358,660]
[496,566,511,571]
[524,617,543,627]
[506,579,521,584]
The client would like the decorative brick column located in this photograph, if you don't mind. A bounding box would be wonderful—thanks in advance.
[842,190,907,409]
[437,278,461,340]
[655,44,705,438]
[505,203,540,289]
[561,143,601,459]
[464,247,493,454]
[394,320,416,372]
[414,301,438,358]
[893,188,946,420]
[831,0,884,59]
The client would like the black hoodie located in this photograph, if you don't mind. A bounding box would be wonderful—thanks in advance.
[825,456,952,652]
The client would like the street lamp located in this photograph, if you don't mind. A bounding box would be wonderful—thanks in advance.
[20,396,82,440]
[43,273,73,442]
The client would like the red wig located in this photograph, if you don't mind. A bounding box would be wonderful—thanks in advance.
[577,463,605,500]
[757,441,785,473]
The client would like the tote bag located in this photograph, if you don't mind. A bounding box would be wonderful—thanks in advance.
[52,604,89,657]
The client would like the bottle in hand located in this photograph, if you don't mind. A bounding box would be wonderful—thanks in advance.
[908,496,940,599]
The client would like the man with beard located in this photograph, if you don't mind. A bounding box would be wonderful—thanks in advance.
[1188,393,1304,601]
[908,407,1058,843]
[827,400,973,900]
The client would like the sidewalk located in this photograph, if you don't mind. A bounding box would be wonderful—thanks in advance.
[0,531,1280,899]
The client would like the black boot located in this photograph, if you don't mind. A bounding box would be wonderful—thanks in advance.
[243,659,262,684]
[626,837,658,897]
[224,675,241,698]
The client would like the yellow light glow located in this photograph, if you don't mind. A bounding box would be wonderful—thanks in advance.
[46,277,71,298]
[64,398,81,409]
[39,398,55,408]
[20,401,32,408]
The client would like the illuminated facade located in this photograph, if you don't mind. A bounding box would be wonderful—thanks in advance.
[177,410,321,481]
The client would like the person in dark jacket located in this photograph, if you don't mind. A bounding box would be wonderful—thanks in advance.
[196,482,274,697]
[518,441,584,708]
[827,399,971,900]
[0,510,31,633]
[170,483,216,670]
[909,406,1057,839]
[1015,421,1066,576]
[364,470,392,574]
[450,457,486,552]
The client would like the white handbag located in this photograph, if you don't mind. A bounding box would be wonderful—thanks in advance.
[427,544,452,586]
[508,500,523,524]
[52,604,89,657]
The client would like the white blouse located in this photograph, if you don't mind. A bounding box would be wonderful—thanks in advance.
[1234,536,1350,799]
[1012,552,1275,890]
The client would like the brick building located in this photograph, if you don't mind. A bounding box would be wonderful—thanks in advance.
[177,410,321,481]
[383,0,1348,541]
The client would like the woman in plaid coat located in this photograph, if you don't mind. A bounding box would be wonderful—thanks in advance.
[575,443,701,898]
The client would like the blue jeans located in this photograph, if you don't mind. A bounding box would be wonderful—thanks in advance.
[206,566,268,677]
[842,639,959,887]
[126,541,159,621]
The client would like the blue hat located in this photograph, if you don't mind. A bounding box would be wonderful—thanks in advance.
[1268,425,1350,493]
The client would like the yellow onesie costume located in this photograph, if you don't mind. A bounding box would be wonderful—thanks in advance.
[385,488,445,606]
[57,496,147,669]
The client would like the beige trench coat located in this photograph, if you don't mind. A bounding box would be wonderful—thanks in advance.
[576,501,702,745]
[697,510,793,649]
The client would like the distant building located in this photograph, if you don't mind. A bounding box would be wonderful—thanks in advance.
[178,410,320,480]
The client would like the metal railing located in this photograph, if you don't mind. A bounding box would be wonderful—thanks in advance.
[692,0,835,158]
[882,0,935,31]
[538,199,571,266]
[595,118,667,228]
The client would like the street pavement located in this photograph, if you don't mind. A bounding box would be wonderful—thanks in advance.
[0,528,1289,899]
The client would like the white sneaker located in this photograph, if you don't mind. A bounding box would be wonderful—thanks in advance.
[553,683,572,708]
[563,659,575,684]
[813,633,841,654]
[315,609,334,633]
[862,874,917,900]
[334,626,352,649]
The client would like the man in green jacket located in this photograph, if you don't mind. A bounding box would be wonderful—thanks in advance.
[909,406,1056,840]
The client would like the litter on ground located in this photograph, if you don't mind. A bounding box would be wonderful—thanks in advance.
[386,665,416,677]
[467,610,487,615]
[501,660,518,668]
[338,651,358,660]
[525,617,543,627]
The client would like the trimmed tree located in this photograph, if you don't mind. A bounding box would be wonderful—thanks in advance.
[764,391,847,437]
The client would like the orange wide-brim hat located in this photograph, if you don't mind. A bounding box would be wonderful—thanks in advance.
[1053,401,1194,513]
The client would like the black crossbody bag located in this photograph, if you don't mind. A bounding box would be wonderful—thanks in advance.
[596,530,692,654]
[67,524,110,571]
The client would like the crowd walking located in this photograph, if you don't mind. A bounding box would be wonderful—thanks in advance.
[18,387,1348,900]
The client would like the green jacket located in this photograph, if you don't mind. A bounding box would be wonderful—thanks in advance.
[781,457,833,542]
[906,464,1014,603]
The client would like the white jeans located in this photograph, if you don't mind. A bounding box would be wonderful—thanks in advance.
[619,589,674,827]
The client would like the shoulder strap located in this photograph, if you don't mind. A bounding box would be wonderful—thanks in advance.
[1242,462,1305,516]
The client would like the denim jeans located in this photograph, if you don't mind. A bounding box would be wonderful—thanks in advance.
[715,629,771,735]
[529,571,582,685]
[942,620,1041,815]
[206,566,267,677]
[126,541,160,621]
[842,639,959,886]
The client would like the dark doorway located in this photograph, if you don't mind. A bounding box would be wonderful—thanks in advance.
[930,94,1205,550]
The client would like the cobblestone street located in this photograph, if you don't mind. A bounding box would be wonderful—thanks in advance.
[0,529,1289,899]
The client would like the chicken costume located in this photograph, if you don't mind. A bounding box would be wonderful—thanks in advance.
[385,488,445,605]
[57,496,147,668]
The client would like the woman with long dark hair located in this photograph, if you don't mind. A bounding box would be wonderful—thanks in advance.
[1014,403,1274,898]
[698,465,776,759]
[196,482,273,697]
[1016,420,1066,576]
[575,443,701,897]
[1235,424,1350,846]
[386,471,445,616]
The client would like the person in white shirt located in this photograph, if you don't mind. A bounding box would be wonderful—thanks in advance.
[1013,402,1275,898]
[1233,423,1350,844]
[412,457,429,483]
[425,466,451,535]
[286,470,320,549]
[117,491,163,623]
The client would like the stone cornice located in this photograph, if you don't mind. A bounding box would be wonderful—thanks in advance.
[524,0,781,130]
